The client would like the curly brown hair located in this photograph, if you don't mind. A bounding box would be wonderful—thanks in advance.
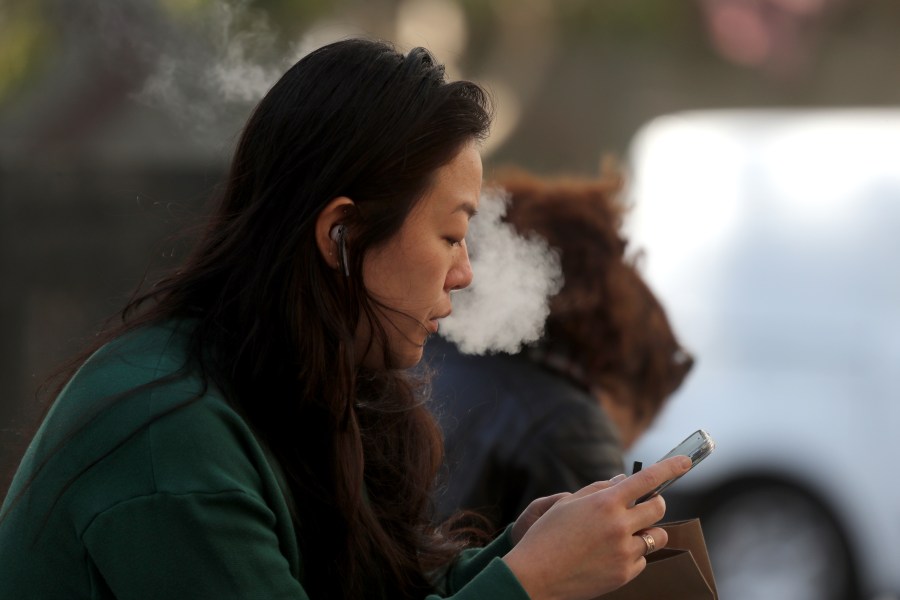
[493,162,693,430]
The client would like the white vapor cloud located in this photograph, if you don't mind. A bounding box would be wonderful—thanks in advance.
[439,186,564,355]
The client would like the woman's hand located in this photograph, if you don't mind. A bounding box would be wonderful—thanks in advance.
[510,474,628,545]
[502,455,691,600]
[510,493,568,546]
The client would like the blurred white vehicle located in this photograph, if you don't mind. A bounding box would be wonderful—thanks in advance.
[623,109,900,600]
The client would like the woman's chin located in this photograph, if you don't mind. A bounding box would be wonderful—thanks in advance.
[395,345,425,369]
[359,343,425,370]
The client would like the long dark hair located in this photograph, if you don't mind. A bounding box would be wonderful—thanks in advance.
[24,39,492,599]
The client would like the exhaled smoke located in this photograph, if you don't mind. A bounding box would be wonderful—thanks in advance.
[134,0,324,136]
[130,0,367,144]
[439,186,564,355]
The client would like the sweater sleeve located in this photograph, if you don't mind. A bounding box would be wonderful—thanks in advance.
[84,491,529,600]
[83,490,309,600]
[431,525,530,600]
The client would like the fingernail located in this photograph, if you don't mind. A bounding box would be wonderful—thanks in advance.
[680,456,692,469]
[611,474,627,484]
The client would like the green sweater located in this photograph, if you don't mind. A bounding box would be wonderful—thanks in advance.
[0,321,530,599]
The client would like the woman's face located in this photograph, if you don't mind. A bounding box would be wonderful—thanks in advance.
[359,142,482,369]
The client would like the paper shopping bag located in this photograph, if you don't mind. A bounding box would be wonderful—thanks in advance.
[600,519,718,600]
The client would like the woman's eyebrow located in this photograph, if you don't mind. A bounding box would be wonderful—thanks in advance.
[453,201,478,219]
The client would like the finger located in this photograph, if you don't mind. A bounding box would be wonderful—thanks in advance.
[543,492,571,504]
[567,473,628,500]
[632,526,669,558]
[589,473,628,491]
[512,492,572,544]
[626,493,667,529]
[531,492,569,513]
[613,456,691,503]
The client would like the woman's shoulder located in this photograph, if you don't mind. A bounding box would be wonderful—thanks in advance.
[11,319,281,533]
[78,319,198,391]
[54,319,265,489]
[34,320,206,442]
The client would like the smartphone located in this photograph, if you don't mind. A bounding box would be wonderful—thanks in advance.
[635,429,716,503]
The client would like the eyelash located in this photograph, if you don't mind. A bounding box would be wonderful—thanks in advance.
[445,237,464,248]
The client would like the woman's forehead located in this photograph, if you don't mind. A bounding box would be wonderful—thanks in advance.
[419,147,483,215]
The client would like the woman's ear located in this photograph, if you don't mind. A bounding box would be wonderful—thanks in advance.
[315,196,356,273]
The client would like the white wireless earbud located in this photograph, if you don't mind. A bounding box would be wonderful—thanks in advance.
[330,224,349,276]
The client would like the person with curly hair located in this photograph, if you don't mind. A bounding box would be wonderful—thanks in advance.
[429,164,694,530]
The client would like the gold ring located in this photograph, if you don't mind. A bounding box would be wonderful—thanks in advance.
[639,532,656,556]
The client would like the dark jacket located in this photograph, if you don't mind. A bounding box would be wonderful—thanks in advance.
[426,337,624,529]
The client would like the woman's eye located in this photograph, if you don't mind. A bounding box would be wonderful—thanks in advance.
[445,237,463,247]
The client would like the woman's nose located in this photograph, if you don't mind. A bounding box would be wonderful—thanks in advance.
[447,245,474,291]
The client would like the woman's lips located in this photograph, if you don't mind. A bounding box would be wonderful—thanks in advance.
[429,311,451,334]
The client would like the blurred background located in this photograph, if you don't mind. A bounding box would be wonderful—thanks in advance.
[2,0,899,598]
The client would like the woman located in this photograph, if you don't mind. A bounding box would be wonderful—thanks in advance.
[429,166,694,529]
[0,39,689,599]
